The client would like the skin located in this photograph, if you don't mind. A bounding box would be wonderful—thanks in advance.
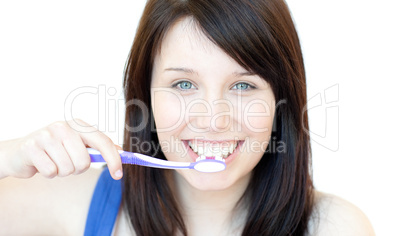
[151,18,275,189]
[0,119,123,180]
[0,17,375,236]
[150,17,275,234]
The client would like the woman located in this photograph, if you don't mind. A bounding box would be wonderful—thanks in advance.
[0,0,374,235]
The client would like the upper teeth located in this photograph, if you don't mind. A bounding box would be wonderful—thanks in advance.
[189,141,238,161]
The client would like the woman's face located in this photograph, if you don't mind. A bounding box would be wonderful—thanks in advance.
[151,17,276,191]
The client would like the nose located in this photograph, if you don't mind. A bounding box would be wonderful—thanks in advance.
[187,94,232,133]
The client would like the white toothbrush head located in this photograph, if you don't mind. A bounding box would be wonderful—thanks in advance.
[192,159,226,172]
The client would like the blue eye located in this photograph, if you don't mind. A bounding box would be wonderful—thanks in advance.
[173,81,195,90]
[232,82,254,90]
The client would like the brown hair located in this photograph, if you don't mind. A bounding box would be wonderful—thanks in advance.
[122,0,314,235]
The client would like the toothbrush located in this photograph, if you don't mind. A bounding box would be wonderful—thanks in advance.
[87,148,226,173]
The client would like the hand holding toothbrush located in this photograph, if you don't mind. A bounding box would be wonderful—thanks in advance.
[0,119,123,180]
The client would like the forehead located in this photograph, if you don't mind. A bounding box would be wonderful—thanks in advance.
[160,17,214,55]
[153,17,245,75]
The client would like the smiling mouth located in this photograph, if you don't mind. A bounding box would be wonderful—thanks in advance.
[183,139,243,162]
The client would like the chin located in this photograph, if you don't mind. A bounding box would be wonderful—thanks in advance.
[175,169,248,192]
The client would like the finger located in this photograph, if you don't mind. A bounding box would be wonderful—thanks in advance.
[63,137,91,175]
[43,141,75,177]
[69,120,123,180]
[115,144,123,151]
[30,149,58,178]
[84,137,122,180]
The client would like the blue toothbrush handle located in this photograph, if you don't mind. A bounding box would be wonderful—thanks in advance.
[87,148,226,173]
[87,148,195,169]
[87,148,110,162]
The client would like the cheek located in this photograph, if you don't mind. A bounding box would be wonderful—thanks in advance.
[152,90,184,130]
[239,98,275,156]
[241,100,275,133]
[151,90,188,160]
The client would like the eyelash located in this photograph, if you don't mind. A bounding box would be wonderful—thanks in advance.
[231,82,256,91]
[172,80,256,91]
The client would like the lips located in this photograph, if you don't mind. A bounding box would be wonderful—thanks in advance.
[183,139,244,165]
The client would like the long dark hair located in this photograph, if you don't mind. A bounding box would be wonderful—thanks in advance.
[122,0,314,235]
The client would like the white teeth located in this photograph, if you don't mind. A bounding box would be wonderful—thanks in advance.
[206,149,215,157]
[214,154,224,162]
[189,141,239,160]
[222,148,228,155]
[198,146,204,154]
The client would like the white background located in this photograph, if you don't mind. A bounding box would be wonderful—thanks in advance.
[0,1,401,235]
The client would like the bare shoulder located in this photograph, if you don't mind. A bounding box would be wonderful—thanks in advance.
[307,190,375,236]
[0,167,103,235]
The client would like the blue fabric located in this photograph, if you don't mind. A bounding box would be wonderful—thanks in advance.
[84,168,122,236]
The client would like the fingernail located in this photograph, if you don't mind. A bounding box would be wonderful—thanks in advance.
[115,170,123,178]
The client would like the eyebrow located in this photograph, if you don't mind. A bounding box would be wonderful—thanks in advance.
[164,67,198,75]
[164,67,255,77]
[232,71,255,77]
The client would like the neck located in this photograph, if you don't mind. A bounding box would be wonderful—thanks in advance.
[173,172,251,234]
